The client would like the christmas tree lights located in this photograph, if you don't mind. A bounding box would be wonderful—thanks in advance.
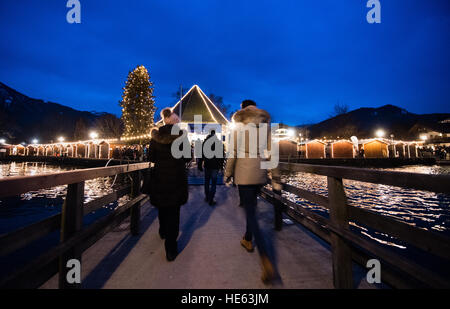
[119,65,156,143]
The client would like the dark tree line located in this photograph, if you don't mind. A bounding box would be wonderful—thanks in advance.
[74,114,124,140]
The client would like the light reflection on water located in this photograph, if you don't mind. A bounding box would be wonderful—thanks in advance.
[0,162,130,234]
[282,165,450,249]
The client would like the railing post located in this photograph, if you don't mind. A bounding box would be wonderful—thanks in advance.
[130,171,142,235]
[271,174,284,231]
[327,176,353,289]
[59,181,84,289]
[271,188,283,231]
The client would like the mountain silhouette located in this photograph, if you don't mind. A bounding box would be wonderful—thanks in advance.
[303,104,450,140]
[0,82,114,144]
[1,82,448,143]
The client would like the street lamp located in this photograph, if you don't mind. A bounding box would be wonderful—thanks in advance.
[287,129,295,137]
[90,131,99,139]
[32,139,38,144]
[375,129,385,138]
[420,134,428,141]
[0,138,5,144]
[58,136,64,143]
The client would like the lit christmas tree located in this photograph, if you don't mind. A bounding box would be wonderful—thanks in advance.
[119,65,156,141]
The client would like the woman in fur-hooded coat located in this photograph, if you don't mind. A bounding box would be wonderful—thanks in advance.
[225,104,272,185]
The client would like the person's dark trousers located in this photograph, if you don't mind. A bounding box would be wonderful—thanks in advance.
[238,184,268,257]
[158,205,181,252]
[204,168,218,202]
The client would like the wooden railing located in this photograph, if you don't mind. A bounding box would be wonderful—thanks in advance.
[0,162,150,288]
[261,162,450,288]
[1,160,449,289]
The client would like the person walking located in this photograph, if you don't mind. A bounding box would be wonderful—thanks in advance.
[147,108,191,261]
[225,99,279,284]
[198,130,225,206]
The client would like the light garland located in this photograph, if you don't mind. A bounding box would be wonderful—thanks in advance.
[156,84,229,125]
[120,65,156,138]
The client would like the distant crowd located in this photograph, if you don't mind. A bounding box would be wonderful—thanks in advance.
[111,145,149,161]
[419,145,450,160]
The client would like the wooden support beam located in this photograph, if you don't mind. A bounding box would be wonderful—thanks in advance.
[0,213,61,257]
[130,171,142,235]
[271,187,284,231]
[58,181,84,289]
[327,176,353,289]
[0,195,148,289]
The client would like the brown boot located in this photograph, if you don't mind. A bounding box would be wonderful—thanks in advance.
[240,238,254,252]
[260,255,276,284]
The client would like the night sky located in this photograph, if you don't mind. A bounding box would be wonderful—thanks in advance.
[0,0,449,125]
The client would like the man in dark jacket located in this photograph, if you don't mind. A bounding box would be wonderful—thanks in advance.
[147,108,191,261]
[198,130,224,206]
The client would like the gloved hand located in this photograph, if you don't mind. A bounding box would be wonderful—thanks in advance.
[225,176,233,186]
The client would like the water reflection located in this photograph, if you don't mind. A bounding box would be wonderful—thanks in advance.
[0,162,130,234]
[282,165,450,249]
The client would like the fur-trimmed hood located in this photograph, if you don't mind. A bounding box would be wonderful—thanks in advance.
[151,124,183,144]
[232,105,270,125]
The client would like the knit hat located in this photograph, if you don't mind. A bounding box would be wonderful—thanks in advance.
[161,107,180,125]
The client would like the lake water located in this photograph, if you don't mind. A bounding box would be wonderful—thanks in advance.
[0,161,130,234]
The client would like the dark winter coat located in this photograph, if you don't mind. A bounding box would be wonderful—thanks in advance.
[147,124,191,208]
[198,134,225,171]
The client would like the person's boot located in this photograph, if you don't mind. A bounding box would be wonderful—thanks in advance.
[159,227,166,240]
[260,255,276,284]
[165,241,178,262]
[240,238,254,252]
[209,199,217,206]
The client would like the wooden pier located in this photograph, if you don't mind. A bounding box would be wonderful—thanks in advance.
[0,162,449,289]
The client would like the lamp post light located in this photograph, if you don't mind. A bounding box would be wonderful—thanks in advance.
[58,136,65,143]
[0,138,5,144]
[287,129,295,138]
[375,129,385,138]
[90,131,99,140]
[32,139,38,144]
[420,134,428,141]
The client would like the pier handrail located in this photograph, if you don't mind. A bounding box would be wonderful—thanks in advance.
[0,162,150,288]
[0,162,150,198]
[278,162,450,193]
[263,162,450,288]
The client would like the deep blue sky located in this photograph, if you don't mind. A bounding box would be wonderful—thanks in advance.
[0,0,449,125]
